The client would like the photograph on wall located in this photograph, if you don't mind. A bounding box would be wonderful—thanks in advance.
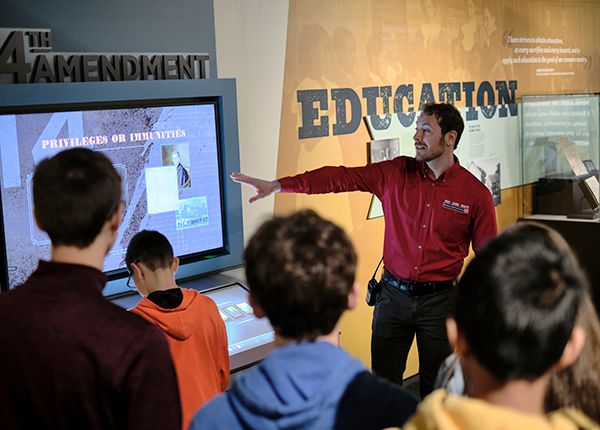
[468,157,501,206]
[367,138,400,220]
[162,143,192,189]
[369,138,400,163]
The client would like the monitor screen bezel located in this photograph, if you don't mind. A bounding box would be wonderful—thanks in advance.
[0,79,244,296]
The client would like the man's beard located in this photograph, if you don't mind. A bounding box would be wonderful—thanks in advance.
[415,136,445,162]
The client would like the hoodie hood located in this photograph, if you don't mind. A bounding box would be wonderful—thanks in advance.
[404,390,599,430]
[226,341,365,430]
[133,288,206,340]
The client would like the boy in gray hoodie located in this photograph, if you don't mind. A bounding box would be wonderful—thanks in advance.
[189,210,418,430]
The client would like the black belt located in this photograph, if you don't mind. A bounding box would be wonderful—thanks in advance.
[382,269,457,296]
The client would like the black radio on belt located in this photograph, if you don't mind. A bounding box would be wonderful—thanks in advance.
[366,277,380,306]
[366,257,384,306]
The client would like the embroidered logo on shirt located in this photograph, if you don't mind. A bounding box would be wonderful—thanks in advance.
[442,199,470,214]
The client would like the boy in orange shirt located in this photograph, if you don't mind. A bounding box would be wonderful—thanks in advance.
[126,230,229,430]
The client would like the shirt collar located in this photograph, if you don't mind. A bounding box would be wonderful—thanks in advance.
[34,260,107,294]
[444,156,462,180]
[419,156,461,182]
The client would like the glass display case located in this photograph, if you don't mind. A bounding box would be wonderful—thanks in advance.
[521,93,600,221]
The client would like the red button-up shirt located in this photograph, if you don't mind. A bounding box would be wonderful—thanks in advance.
[279,156,498,282]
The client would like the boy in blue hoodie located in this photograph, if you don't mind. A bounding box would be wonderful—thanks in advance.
[189,209,418,430]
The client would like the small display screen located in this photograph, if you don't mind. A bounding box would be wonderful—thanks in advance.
[0,101,224,290]
[202,283,275,357]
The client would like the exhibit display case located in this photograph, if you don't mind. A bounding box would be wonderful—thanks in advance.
[521,93,600,221]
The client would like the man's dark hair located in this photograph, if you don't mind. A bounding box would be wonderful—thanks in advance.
[125,230,174,273]
[33,148,121,248]
[244,210,356,341]
[455,222,588,383]
[422,102,465,149]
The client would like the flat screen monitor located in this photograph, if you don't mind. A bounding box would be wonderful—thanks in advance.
[0,79,243,295]
[201,282,275,371]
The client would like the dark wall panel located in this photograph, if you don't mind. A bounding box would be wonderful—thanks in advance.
[0,0,217,78]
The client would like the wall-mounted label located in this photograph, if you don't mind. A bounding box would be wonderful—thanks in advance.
[0,29,210,85]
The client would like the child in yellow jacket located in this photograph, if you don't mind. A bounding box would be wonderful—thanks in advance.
[405,222,599,430]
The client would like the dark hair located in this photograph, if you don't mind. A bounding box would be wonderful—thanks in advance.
[33,148,121,248]
[244,210,356,341]
[421,102,465,148]
[545,294,600,422]
[125,230,174,273]
[455,222,587,383]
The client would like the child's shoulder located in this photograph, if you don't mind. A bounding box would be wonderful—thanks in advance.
[180,288,219,307]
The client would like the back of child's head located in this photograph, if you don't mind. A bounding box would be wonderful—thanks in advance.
[125,230,174,273]
[33,148,122,248]
[455,221,588,383]
[244,209,356,341]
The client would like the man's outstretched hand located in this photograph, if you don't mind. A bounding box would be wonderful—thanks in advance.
[230,173,281,203]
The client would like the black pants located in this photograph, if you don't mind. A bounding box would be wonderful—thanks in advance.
[371,279,455,399]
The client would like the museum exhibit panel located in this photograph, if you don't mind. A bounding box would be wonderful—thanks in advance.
[520,93,600,309]
[521,93,600,221]
[2,0,600,391]
[0,79,274,373]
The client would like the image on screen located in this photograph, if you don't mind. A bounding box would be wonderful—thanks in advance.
[203,283,275,357]
[0,101,225,289]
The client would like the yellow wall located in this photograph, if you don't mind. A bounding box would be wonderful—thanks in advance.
[271,0,600,375]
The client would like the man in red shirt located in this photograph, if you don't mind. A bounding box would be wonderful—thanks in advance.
[231,102,497,398]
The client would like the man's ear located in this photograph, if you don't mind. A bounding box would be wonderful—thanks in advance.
[444,130,457,148]
[347,281,361,310]
[554,325,586,371]
[248,293,265,319]
[172,257,180,274]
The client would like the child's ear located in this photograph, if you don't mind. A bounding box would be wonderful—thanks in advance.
[347,281,361,310]
[33,209,44,231]
[554,325,586,370]
[109,203,124,232]
[447,318,469,356]
[248,293,265,319]
[172,257,180,274]
[446,318,458,350]
[130,261,144,279]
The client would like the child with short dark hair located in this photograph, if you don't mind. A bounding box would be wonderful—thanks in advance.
[405,222,598,430]
[189,210,419,430]
[126,229,229,430]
